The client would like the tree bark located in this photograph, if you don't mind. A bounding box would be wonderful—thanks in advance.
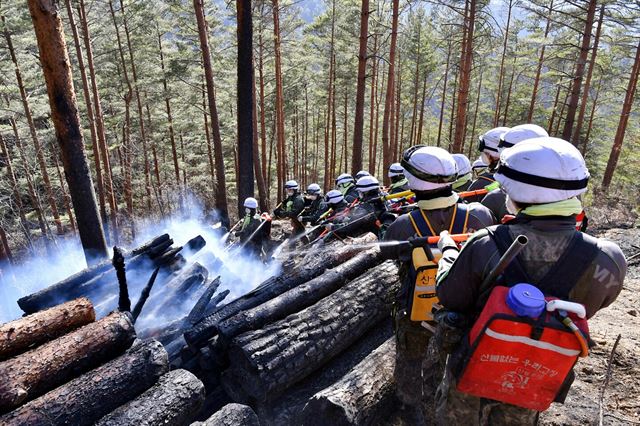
[273,0,287,195]
[351,0,369,174]
[237,0,255,216]
[252,65,269,212]
[194,0,229,224]
[0,311,135,412]
[323,2,335,193]
[416,66,428,145]
[221,261,399,402]
[468,66,484,157]
[452,0,476,153]
[572,3,604,146]
[561,0,597,141]
[216,248,383,344]
[437,41,452,148]
[78,0,118,242]
[368,35,378,174]
[602,38,640,188]
[196,403,259,426]
[581,75,601,155]
[95,369,205,426]
[381,0,399,186]
[257,7,268,189]
[0,339,168,426]
[527,0,554,122]
[0,297,94,362]
[184,233,377,348]
[300,337,395,426]
[501,56,517,126]
[1,13,63,235]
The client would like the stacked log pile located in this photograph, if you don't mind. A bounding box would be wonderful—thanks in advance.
[0,299,204,426]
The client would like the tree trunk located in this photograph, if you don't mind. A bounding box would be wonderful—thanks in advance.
[51,147,77,233]
[368,35,378,174]
[300,337,395,426]
[381,0,399,186]
[221,261,399,402]
[197,403,259,426]
[194,0,229,225]
[78,0,117,242]
[493,0,513,127]
[452,0,476,153]
[572,3,604,146]
[252,65,269,212]
[561,0,597,141]
[0,297,94,362]
[393,54,402,160]
[258,9,268,188]
[416,67,428,144]
[351,0,369,174]
[216,249,383,345]
[184,234,377,348]
[1,14,63,235]
[547,83,562,133]
[527,0,554,122]
[602,38,640,188]
[468,66,484,157]
[501,57,517,126]
[0,311,135,412]
[409,24,421,147]
[95,369,205,426]
[236,0,255,216]
[64,0,107,233]
[581,75,601,155]
[0,339,168,426]
[29,1,109,260]
[323,1,336,192]
[437,41,452,147]
[201,75,217,201]
[273,0,287,194]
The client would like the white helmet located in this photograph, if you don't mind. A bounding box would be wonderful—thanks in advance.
[284,180,299,190]
[495,137,589,204]
[307,183,321,195]
[355,170,370,180]
[335,173,354,187]
[356,175,380,193]
[472,157,487,170]
[243,197,258,209]
[499,124,549,152]
[388,163,404,178]
[325,189,344,205]
[401,146,458,191]
[479,127,510,158]
[452,154,472,176]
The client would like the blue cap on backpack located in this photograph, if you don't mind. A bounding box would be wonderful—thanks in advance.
[506,284,545,318]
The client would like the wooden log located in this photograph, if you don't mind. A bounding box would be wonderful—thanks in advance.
[221,261,399,402]
[0,297,95,361]
[185,233,378,348]
[0,339,168,426]
[217,248,383,345]
[300,337,396,426]
[194,403,259,426]
[17,234,172,313]
[0,311,135,412]
[95,369,205,426]
[186,277,221,325]
[255,321,393,425]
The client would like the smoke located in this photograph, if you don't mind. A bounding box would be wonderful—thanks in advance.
[0,195,281,329]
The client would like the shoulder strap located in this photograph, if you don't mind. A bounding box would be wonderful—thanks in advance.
[408,209,435,237]
[450,203,470,234]
[478,175,495,184]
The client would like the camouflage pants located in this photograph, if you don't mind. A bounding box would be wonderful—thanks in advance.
[435,364,539,426]
[394,313,447,425]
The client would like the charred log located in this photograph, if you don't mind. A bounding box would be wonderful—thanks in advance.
[0,339,168,426]
[195,403,259,426]
[0,311,135,412]
[0,297,95,361]
[185,233,378,348]
[131,267,160,323]
[221,261,399,402]
[300,337,396,426]
[186,276,221,325]
[217,248,383,345]
[95,369,205,426]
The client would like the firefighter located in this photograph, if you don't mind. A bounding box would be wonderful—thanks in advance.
[300,183,324,224]
[480,124,548,221]
[388,163,410,194]
[355,170,371,181]
[274,180,306,235]
[465,126,510,202]
[235,197,269,256]
[380,146,494,421]
[434,137,626,425]
[335,173,359,204]
[452,154,473,193]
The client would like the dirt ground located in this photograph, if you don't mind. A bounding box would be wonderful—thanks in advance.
[540,227,640,425]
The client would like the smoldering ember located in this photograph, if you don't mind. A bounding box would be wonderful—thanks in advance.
[0,0,639,425]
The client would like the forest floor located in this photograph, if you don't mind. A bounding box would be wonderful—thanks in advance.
[539,226,640,425]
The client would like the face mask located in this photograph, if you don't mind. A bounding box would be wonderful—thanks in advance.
[286,189,294,196]
[505,195,519,215]
[245,208,252,215]
[308,194,318,200]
